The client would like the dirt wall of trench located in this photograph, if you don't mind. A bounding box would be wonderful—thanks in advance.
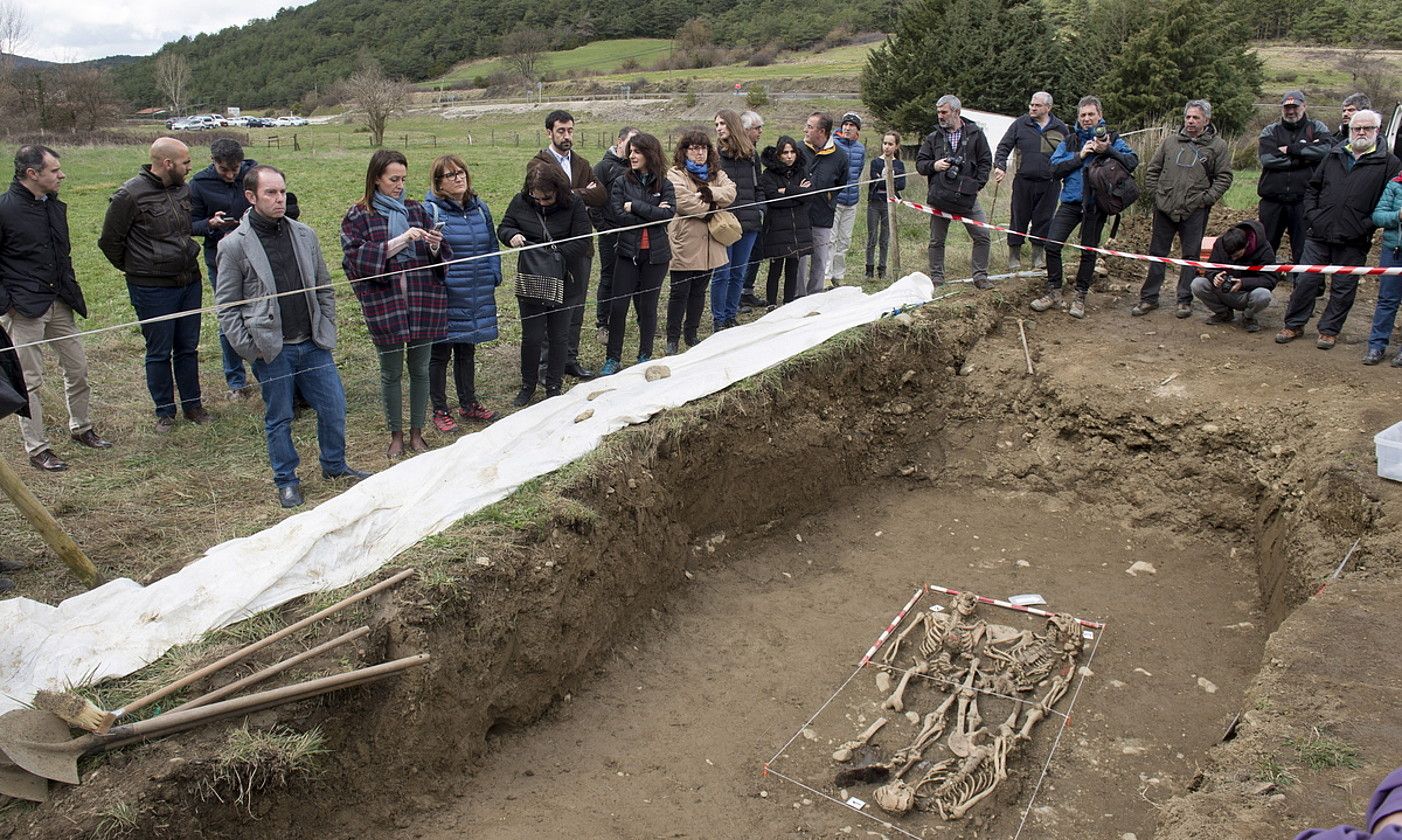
[3,287,1391,840]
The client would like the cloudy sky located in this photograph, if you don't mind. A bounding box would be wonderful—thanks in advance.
[14,0,315,62]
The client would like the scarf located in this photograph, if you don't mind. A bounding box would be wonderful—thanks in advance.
[685,159,710,181]
[372,192,412,263]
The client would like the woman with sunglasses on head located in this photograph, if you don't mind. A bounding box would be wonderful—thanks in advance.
[341,149,450,459]
[600,132,675,375]
[424,155,501,431]
[497,164,590,406]
[665,131,736,354]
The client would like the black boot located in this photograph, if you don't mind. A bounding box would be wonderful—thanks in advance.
[865,264,874,279]
[512,384,535,407]
[878,267,886,279]
[684,330,699,347]
[665,340,679,355]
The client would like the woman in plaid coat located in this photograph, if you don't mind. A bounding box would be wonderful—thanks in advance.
[341,150,451,459]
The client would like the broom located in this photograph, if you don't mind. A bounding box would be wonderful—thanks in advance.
[34,568,414,732]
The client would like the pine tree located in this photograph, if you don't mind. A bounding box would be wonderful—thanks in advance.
[862,0,1064,137]
[1102,0,1263,133]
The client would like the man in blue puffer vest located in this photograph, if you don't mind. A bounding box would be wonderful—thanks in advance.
[829,113,866,286]
[1029,95,1138,319]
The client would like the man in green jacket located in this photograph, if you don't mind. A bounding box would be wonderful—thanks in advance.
[1133,99,1234,319]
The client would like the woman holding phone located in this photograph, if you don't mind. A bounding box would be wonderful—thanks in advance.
[341,149,450,458]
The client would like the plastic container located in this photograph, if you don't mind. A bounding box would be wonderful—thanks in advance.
[1375,420,1402,482]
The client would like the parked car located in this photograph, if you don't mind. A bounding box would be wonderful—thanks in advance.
[287,116,309,126]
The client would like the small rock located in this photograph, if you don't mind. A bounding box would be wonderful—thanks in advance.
[1109,679,1126,689]
[1200,333,1211,341]
[474,557,492,567]
[1126,561,1157,576]
[1077,665,1094,677]
[801,727,818,741]
[890,402,913,415]
[1201,423,1220,434]
[900,369,916,385]
[644,365,671,381]
[574,408,595,423]
[1134,667,1153,677]
[1197,677,1218,694]
[1252,782,1276,796]
[627,478,637,489]
[905,711,920,724]
[1122,834,1139,840]
[875,672,893,693]
[760,790,769,798]
[833,746,854,762]
[894,313,914,326]
[958,363,975,376]
[1016,559,1031,568]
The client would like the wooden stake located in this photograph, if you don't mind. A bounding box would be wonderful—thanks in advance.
[1018,318,1034,375]
[0,456,102,588]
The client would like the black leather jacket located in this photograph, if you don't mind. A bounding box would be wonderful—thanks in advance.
[98,165,201,286]
[0,179,86,318]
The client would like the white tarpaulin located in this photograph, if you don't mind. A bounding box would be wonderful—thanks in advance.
[0,274,935,712]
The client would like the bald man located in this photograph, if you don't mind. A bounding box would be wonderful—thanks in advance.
[100,137,210,431]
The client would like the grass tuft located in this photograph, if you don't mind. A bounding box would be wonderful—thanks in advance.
[1289,727,1362,771]
[199,725,329,811]
[1255,754,1298,787]
[92,803,141,839]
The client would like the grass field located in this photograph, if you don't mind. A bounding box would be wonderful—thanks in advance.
[426,38,674,89]
[2,106,1266,606]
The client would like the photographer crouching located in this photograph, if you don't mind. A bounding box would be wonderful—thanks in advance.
[1190,220,1278,332]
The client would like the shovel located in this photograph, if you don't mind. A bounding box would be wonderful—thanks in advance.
[0,709,71,802]
[0,653,429,787]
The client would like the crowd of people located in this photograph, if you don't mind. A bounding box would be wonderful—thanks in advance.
[1,93,1400,522]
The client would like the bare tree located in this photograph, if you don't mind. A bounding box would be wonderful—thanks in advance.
[501,27,552,81]
[336,63,408,147]
[153,52,191,115]
[0,0,31,64]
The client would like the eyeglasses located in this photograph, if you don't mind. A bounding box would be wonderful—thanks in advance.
[1352,125,1380,133]
[439,170,466,181]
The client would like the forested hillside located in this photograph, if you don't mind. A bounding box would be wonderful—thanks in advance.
[114,0,886,108]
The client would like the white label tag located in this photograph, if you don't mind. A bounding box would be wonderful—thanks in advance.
[846,796,867,810]
[1082,630,1095,640]
[929,605,945,613]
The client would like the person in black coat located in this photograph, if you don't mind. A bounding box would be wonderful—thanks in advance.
[497,165,591,405]
[1190,220,1277,332]
[601,132,675,373]
[757,136,814,306]
[866,131,907,279]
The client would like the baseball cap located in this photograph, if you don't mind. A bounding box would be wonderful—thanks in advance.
[1281,91,1306,106]
[841,112,863,129]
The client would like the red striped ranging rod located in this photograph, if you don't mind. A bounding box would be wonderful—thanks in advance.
[925,583,1105,629]
[860,587,925,666]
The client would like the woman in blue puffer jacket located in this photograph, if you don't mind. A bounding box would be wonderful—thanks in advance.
[425,154,502,431]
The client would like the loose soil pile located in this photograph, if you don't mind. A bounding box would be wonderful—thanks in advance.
[5,232,1401,837]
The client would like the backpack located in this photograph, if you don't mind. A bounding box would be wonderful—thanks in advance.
[1085,152,1140,216]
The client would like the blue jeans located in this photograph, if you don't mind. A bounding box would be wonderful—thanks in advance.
[1369,245,1402,351]
[206,251,249,390]
[252,341,348,488]
[711,230,758,324]
[127,281,203,417]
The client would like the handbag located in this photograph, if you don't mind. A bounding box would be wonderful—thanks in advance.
[512,212,566,306]
[707,209,743,246]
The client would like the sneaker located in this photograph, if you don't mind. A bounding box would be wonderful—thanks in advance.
[1275,327,1301,344]
[973,277,994,290]
[636,354,651,364]
[1205,312,1235,325]
[1030,289,1062,312]
[1068,294,1086,320]
[1315,333,1336,350]
[1130,301,1158,317]
[432,409,459,433]
[1175,304,1193,319]
[154,415,176,434]
[595,326,609,347]
[599,358,621,376]
[458,402,498,422]
[1364,348,1385,365]
[1242,316,1262,333]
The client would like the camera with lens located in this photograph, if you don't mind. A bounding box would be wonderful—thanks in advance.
[1092,125,1112,141]
[943,154,965,178]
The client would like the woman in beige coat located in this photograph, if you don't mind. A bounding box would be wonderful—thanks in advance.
[665,130,736,354]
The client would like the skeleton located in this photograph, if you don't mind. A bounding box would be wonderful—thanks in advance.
[982,613,1083,693]
[879,593,990,712]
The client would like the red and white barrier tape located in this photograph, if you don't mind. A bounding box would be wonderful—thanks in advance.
[859,586,925,666]
[925,583,1105,630]
[891,197,1402,277]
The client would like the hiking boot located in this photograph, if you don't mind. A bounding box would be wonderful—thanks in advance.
[599,358,621,376]
[458,402,498,422]
[973,277,994,290]
[1274,327,1301,344]
[1068,294,1086,320]
[1175,303,1193,319]
[1315,333,1336,350]
[154,415,176,434]
[183,405,213,425]
[432,409,459,433]
[1205,311,1235,325]
[1007,246,1022,271]
[1029,289,1063,312]
[1364,347,1385,365]
[1242,316,1262,333]
[1130,301,1158,317]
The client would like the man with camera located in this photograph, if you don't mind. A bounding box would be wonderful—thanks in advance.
[994,91,1068,271]
[1134,99,1234,319]
[1029,95,1139,319]
[1190,219,1277,332]
[916,94,993,289]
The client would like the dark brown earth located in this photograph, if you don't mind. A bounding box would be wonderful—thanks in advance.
[4,212,1402,838]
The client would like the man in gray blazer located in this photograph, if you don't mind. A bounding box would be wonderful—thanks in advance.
[215,165,370,508]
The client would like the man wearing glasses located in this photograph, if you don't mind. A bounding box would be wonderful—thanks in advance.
[1257,92,1334,271]
[1277,110,1402,349]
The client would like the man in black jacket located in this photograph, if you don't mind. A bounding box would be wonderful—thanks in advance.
[1190,220,1277,332]
[1257,91,1334,268]
[0,321,27,591]
[591,126,637,344]
[1277,110,1402,349]
[796,111,849,296]
[99,137,210,432]
[916,94,994,289]
[0,145,112,471]
[994,91,1068,271]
